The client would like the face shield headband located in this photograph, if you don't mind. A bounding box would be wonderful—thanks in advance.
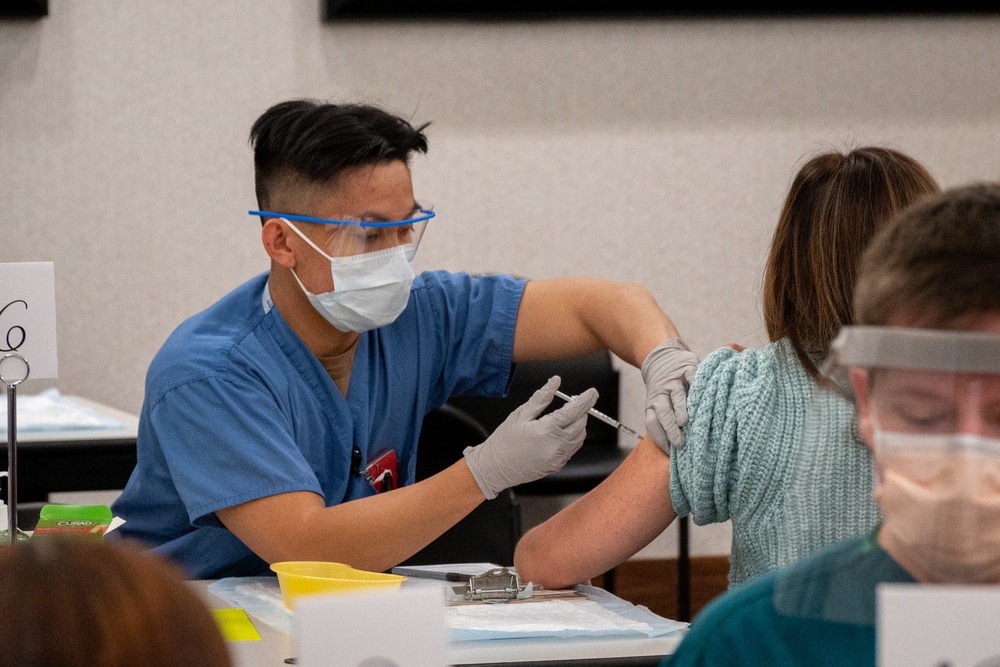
[828,325,1000,375]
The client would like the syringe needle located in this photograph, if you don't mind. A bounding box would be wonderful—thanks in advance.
[554,390,643,442]
[616,422,643,441]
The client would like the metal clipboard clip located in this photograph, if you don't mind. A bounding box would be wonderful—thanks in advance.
[446,567,533,604]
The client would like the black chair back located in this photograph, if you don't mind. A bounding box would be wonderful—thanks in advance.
[448,350,627,494]
[401,404,521,567]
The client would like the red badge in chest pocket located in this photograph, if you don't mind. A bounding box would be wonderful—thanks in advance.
[365,449,398,493]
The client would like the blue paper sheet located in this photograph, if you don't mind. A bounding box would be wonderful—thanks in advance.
[447,585,686,641]
[208,578,687,642]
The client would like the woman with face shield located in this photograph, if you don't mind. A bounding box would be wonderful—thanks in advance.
[663,182,1000,667]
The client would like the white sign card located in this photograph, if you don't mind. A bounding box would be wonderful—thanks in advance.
[0,262,57,380]
[878,583,1000,666]
[297,586,447,667]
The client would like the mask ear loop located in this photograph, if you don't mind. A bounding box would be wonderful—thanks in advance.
[282,218,336,261]
[281,218,337,297]
[288,265,320,298]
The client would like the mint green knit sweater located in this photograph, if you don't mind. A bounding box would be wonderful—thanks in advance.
[669,338,880,586]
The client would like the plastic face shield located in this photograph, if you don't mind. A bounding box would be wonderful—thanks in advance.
[844,326,1000,585]
[775,326,1000,622]
[249,205,434,261]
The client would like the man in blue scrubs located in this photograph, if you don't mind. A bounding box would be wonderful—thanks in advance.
[112,99,699,579]
[663,182,1000,666]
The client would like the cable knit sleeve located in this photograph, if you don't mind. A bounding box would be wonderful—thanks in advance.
[668,339,877,585]
[669,344,782,525]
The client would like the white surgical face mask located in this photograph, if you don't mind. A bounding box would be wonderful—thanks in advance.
[874,431,1000,583]
[284,219,415,333]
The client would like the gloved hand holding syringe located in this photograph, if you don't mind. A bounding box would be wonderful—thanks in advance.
[554,390,642,442]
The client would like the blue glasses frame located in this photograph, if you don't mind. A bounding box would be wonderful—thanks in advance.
[248,206,435,228]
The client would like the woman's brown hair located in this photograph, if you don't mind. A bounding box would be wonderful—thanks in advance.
[0,538,232,667]
[761,146,939,376]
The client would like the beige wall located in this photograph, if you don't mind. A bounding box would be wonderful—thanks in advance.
[4,1,1000,557]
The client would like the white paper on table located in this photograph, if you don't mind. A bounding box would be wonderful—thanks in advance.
[208,579,687,643]
[209,577,294,635]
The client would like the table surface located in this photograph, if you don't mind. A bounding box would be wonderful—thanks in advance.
[4,399,683,665]
[191,578,683,667]
[1,395,141,503]
[1,394,140,446]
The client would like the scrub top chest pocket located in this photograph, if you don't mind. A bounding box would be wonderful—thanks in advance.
[352,448,398,493]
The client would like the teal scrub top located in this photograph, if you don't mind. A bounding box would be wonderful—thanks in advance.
[663,531,914,667]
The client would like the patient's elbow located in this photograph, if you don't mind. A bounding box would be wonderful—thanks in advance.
[514,540,575,590]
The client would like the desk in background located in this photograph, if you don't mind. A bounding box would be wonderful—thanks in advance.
[0,395,139,504]
[193,579,683,667]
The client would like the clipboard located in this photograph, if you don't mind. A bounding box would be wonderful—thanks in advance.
[444,567,586,605]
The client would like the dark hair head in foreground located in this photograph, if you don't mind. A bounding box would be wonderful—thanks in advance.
[855,181,1000,328]
[0,538,232,667]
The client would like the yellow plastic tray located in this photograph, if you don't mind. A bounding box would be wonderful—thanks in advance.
[270,561,406,610]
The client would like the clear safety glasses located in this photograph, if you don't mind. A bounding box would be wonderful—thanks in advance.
[249,205,435,259]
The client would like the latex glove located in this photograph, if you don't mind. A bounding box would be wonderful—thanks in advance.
[641,337,700,451]
[463,375,598,499]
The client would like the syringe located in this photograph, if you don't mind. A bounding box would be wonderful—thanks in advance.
[554,390,642,442]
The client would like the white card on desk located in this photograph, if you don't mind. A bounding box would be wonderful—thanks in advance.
[0,262,58,380]
[297,586,447,667]
[878,583,1000,666]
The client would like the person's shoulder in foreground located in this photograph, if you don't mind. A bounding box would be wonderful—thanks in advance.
[671,337,815,526]
[662,533,913,667]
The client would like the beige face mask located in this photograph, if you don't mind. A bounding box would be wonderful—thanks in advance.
[875,431,1000,584]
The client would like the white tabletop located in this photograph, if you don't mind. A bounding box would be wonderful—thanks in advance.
[191,578,683,666]
[1,394,139,445]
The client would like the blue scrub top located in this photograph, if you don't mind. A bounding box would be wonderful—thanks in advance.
[111,270,525,579]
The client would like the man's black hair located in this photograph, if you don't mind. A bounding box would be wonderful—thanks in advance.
[250,99,430,209]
